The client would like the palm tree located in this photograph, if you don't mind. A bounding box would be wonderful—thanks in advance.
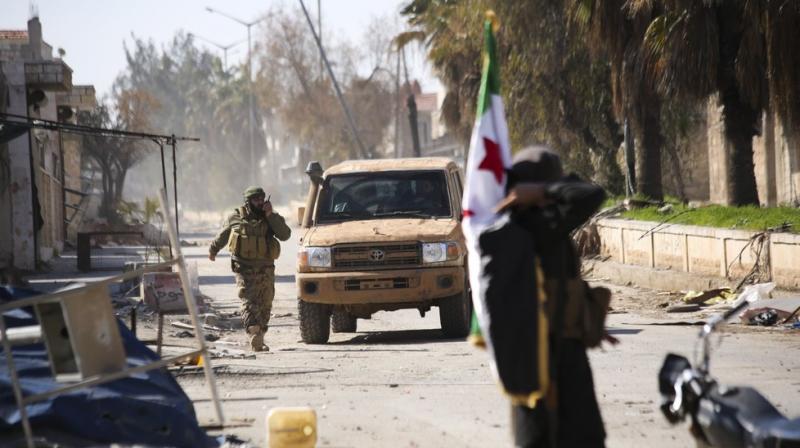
[634,0,768,205]
[573,0,665,200]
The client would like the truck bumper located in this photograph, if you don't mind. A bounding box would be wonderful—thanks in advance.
[297,266,465,304]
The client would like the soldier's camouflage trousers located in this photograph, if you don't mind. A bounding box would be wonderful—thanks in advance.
[235,266,275,332]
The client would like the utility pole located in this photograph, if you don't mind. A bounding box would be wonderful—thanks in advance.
[394,50,401,158]
[298,0,369,159]
[401,48,421,157]
[206,7,265,183]
[318,0,323,80]
[188,33,244,73]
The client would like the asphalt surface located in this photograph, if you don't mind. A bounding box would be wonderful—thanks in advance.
[163,223,800,448]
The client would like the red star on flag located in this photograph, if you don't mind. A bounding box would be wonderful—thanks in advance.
[479,137,504,183]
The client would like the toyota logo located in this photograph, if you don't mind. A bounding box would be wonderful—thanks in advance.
[369,249,385,262]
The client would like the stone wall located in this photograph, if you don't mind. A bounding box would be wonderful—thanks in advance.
[596,218,800,289]
[2,61,36,269]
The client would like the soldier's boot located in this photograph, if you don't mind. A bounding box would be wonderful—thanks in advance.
[246,325,269,352]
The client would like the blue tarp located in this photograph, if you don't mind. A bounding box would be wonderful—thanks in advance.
[0,286,216,447]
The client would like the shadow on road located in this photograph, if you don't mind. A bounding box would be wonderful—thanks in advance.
[275,275,295,283]
[185,253,228,260]
[607,328,643,335]
[193,396,278,403]
[199,275,235,285]
[330,328,463,346]
[198,274,294,285]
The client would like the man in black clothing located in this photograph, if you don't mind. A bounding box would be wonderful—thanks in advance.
[497,146,614,448]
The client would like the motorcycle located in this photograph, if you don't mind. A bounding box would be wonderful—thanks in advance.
[658,295,800,447]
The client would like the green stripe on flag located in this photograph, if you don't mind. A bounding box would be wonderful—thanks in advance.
[476,18,500,117]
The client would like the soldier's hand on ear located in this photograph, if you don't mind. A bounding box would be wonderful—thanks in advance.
[496,183,550,212]
[263,200,273,216]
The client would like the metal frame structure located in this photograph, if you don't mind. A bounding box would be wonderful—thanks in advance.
[0,112,198,246]
[0,188,224,448]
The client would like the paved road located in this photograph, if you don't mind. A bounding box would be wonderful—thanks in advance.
[170,223,800,447]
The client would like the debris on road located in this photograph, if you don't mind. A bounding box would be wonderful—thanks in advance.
[740,296,800,326]
[209,347,257,360]
[681,288,734,305]
[666,304,702,313]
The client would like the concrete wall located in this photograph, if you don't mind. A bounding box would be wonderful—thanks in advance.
[596,218,800,290]
[2,61,36,269]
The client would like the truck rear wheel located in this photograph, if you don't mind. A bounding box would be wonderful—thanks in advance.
[439,288,471,338]
[298,299,331,344]
[331,309,357,333]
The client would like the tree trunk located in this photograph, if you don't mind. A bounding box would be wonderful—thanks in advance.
[717,4,760,205]
[720,85,760,205]
[99,163,115,222]
[635,95,664,200]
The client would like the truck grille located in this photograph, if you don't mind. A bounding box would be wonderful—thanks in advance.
[332,243,420,269]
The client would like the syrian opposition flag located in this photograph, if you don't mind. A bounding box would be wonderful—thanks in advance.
[462,12,550,407]
[463,13,512,344]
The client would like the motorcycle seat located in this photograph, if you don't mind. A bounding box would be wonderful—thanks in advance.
[717,386,800,443]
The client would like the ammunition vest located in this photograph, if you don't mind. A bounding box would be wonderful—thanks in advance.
[227,207,281,263]
[543,277,610,348]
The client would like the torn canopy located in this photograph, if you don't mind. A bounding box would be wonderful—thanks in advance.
[0,286,217,447]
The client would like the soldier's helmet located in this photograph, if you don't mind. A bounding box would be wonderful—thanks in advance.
[243,186,266,200]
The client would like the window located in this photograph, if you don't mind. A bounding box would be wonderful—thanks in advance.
[316,170,451,222]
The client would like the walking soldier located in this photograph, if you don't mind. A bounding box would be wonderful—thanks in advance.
[209,186,291,351]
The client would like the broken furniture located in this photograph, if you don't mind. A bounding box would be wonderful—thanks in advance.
[1,189,224,448]
[140,270,206,355]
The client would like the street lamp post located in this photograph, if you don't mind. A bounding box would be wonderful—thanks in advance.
[206,7,265,184]
[188,33,244,72]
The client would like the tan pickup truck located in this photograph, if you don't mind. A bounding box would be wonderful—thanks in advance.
[296,158,471,343]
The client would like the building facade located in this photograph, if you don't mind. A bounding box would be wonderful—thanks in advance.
[0,17,95,270]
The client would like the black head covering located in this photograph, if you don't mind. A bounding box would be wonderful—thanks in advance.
[509,145,563,185]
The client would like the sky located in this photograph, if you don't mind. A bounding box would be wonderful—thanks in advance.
[1,0,441,99]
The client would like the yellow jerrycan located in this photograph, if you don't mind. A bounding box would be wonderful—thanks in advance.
[267,406,317,448]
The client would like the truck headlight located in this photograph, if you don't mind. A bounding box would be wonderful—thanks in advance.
[299,247,332,268]
[422,242,460,264]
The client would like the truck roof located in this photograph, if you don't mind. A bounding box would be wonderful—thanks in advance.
[324,157,459,176]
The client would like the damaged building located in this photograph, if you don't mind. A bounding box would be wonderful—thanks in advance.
[0,16,96,271]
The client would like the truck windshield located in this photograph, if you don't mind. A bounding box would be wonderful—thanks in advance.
[316,171,451,222]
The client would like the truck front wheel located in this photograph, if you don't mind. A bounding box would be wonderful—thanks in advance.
[439,287,471,338]
[331,309,357,333]
[298,299,331,344]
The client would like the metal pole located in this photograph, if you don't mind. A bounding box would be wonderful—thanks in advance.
[0,315,34,448]
[157,188,225,426]
[624,118,635,197]
[247,24,256,184]
[318,0,323,79]
[394,50,401,158]
[158,141,172,258]
[171,135,180,241]
[401,49,421,157]
[298,0,370,159]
